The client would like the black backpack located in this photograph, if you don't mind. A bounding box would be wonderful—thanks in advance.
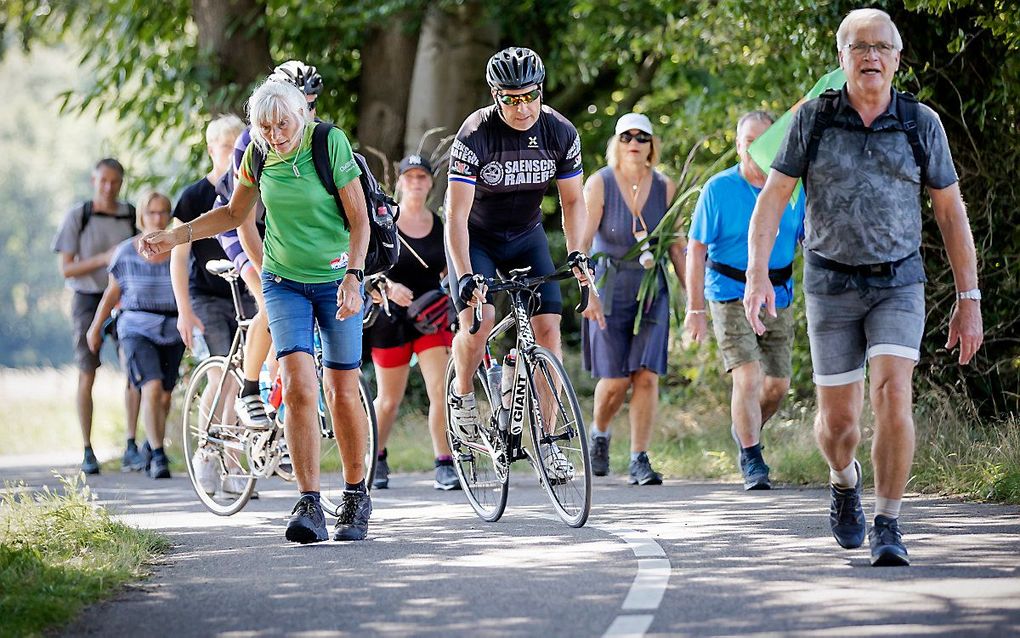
[81,201,138,235]
[805,89,929,187]
[250,121,400,276]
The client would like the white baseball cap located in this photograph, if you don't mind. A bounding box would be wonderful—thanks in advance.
[615,112,654,135]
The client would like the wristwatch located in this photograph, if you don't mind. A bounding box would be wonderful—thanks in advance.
[956,288,981,301]
[345,268,365,283]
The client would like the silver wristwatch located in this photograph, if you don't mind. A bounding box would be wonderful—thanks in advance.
[956,288,982,301]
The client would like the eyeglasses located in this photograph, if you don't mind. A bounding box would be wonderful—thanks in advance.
[619,131,652,144]
[846,41,897,56]
[497,88,542,106]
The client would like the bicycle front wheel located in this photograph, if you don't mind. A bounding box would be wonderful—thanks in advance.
[319,374,379,516]
[526,346,592,528]
[181,356,257,516]
[445,359,509,523]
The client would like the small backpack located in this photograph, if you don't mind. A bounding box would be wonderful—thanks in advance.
[81,201,138,235]
[250,121,400,276]
[805,89,929,187]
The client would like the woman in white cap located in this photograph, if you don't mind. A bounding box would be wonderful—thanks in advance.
[580,112,686,486]
[365,154,459,491]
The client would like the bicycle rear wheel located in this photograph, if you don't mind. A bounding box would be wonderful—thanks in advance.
[445,359,509,523]
[181,356,257,516]
[319,374,379,516]
[526,346,592,528]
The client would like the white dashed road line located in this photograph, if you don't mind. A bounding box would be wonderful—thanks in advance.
[594,525,671,637]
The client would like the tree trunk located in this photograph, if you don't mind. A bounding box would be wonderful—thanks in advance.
[356,17,421,189]
[404,2,499,162]
[191,0,273,115]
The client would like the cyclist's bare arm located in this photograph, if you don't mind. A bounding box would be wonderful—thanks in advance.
[445,180,476,281]
[556,174,587,256]
[237,213,264,272]
[140,182,258,258]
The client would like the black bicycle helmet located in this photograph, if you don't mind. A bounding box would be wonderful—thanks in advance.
[485,47,546,91]
[270,60,324,96]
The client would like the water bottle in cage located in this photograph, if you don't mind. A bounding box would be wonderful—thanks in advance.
[499,349,517,432]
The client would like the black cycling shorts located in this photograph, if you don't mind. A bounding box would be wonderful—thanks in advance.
[448,223,562,316]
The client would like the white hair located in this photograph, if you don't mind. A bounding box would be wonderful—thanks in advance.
[206,113,245,146]
[247,80,309,154]
[837,8,903,52]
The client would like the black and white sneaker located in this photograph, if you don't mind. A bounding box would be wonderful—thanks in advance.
[628,452,662,486]
[286,495,328,544]
[829,460,866,549]
[235,394,273,430]
[333,490,372,541]
[590,434,610,476]
[449,392,481,441]
[869,515,910,566]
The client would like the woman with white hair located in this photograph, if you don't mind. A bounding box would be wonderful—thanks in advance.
[139,79,374,544]
[580,112,685,486]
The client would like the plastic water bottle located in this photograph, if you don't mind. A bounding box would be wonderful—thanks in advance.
[486,362,503,406]
[191,327,210,361]
[375,204,395,230]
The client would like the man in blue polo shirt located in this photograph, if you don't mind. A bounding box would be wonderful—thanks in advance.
[686,110,805,491]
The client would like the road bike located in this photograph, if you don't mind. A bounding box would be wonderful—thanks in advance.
[445,263,594,527]
[181,260,378,516]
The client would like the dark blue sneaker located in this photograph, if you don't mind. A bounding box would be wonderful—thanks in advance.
[333,490,372,541]
[286,495,328,544]
[628,452,663,486]
[148,453,171,479]
[140,440,153,472]
[741,455,771,490]
[829,459,866,549]
[590,434,610,477]
[433,462,462,491]
[81,448,100,475]
[869,515,910,566]
[122,443,145,472]
[372,456,390,490]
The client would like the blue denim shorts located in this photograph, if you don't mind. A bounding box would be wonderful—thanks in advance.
[805,282,925,386]
[261,271,363,370]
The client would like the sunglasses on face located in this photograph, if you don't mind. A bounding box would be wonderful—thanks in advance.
[619,131,652,144]
[497,88,542,106]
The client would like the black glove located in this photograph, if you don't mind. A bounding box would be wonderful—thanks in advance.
[567,250,589,269]
[458,273,479,305]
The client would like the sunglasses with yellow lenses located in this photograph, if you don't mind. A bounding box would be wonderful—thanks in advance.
[497,88,542,106]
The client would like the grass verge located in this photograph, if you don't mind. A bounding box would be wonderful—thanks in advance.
[0,474,170,637]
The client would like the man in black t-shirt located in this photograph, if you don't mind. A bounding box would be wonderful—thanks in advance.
[170,115,254,358]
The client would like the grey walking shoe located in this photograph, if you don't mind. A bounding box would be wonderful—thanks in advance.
[628,452,662,486]
[590,434,610,476]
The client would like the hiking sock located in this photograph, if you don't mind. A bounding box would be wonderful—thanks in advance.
[435,456,454,467]
[630,451,645,462]
[830,460,858,489]
[151,447,167,459]
[875,496,901,520]
[592,428,610,440]
[345,480,367,493]
[301,491,321,502]
[241,379,260,397]
[126,438,136,448]
[377,447,387,461]
[740,443,764,463]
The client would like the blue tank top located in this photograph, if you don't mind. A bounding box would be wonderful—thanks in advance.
[591,166,668,261]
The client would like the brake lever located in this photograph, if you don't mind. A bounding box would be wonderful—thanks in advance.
[468,274,485,335]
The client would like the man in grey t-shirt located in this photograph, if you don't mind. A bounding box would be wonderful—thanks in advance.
[51,158,142,475]
[743,9,983,566]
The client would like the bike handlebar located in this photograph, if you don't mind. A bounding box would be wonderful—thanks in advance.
[466,264,595,335]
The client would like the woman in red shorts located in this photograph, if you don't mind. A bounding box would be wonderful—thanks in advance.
[367,155,459,491]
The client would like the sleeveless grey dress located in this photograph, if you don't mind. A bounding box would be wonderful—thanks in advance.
[583,166,671,378]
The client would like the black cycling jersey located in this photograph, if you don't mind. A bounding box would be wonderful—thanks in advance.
[449,104,583,239]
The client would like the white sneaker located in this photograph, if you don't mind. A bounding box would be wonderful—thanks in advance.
[191,449,219,495]
[235,394,273,430]
[222,474,250,495]
[449,392,481,441]
[542,443,575,484]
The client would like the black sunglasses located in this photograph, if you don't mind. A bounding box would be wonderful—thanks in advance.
[497,88,542,106]
[619,131,652,144]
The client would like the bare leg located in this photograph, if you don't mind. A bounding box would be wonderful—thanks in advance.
[125,382,140,440]
[140,379,166,448]
[760,375,790,426]
[323,368,368,485]
[628,369,658,453]
[280,352,323,491]
[417,346,453,457]
[240,267,273,385]
[77,369,96,448]
[815,381,865,472]
[731,361,764,447]
[532,314,562,432]
[452,305,494,394]
[592,377,630,433]
[373,362,411,452]
[869,356,916,500]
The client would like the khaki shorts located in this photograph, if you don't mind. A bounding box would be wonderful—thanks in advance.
[709,300,794,378]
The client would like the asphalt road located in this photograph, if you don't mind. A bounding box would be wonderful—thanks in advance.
[4,459,1019,637]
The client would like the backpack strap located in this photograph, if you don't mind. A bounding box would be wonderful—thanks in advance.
[81,200,93,232]
[895,91,929,187]
[250,144,268,187]
[126,203,138,235]
[311,121,350,231]
[805,89,842,168]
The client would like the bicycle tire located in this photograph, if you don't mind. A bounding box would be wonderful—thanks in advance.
[445,358,509,523]
[181,356,258,516]
[526,346,592,528]
[319,374,379,516]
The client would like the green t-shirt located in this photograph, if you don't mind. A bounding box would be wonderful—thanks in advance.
[238,125,362,283]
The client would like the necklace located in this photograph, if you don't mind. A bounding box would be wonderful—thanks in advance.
[273,148,301,178]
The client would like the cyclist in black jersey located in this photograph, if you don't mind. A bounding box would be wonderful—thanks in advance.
[446,47,597,445]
